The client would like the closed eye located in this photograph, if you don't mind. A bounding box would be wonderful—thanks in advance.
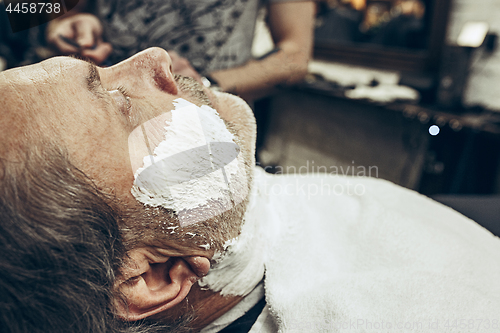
[83,61,132,122]
[108,88,131,116]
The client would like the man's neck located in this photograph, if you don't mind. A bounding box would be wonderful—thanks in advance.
[188,285,244,330]
[188,170,268,330]
[148,284,243,330]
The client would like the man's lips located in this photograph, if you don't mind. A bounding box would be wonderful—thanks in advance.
[184,256,211,278]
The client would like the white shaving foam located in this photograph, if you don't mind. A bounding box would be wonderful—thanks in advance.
[129,99,248,227]
[198,181,268,296]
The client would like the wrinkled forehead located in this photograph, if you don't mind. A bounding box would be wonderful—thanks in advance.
[0,68,37,157]
[0,57,85,156]
[0,56,86,104]
[0,56,81,91]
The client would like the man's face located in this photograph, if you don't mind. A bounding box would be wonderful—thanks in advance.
[0,47,257,325]
[0,47,255,258]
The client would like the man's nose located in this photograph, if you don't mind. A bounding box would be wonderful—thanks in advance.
[106,47,178,95]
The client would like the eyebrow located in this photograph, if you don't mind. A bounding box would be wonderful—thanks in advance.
[86,62,107,100]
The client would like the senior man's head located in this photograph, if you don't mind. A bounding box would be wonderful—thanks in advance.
[0,48,256,332]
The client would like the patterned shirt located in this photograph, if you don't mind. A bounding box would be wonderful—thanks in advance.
[96,0,272,74]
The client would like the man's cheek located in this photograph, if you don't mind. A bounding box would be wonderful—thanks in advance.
[128,112,172,175]
[128,99,248,228]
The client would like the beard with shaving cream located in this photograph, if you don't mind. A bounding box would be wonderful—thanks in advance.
[128,98,249,228]
[122,91,259,298]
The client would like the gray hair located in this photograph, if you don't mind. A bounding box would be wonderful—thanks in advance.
[0,141,192,333]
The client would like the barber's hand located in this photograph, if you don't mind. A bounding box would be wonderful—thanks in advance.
[168,50,203,83]
[46,13,112,65]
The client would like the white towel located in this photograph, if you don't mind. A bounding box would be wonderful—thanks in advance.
[250,167,500,332]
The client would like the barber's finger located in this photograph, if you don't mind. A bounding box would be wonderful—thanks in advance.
[184,69,203,84]
[175,66,203,82]
[81,42,113,65]
[184,66,203,82]
[46,19,72,52]
[73,20,96,49]
[52,34,80,54]
[47,26,79,54]
[169,51,203,82]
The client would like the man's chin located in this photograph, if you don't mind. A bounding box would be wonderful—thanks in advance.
[120,87,256,261]
[211,90,257,164]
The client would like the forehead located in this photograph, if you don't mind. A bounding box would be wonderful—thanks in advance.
[0,57,89,118]
[1,56,87,88]
[0,57,91,146]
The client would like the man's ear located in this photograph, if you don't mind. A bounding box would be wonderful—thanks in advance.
[115,248,206,321]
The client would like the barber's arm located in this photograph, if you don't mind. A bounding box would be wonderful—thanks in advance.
[208,1,315,101]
